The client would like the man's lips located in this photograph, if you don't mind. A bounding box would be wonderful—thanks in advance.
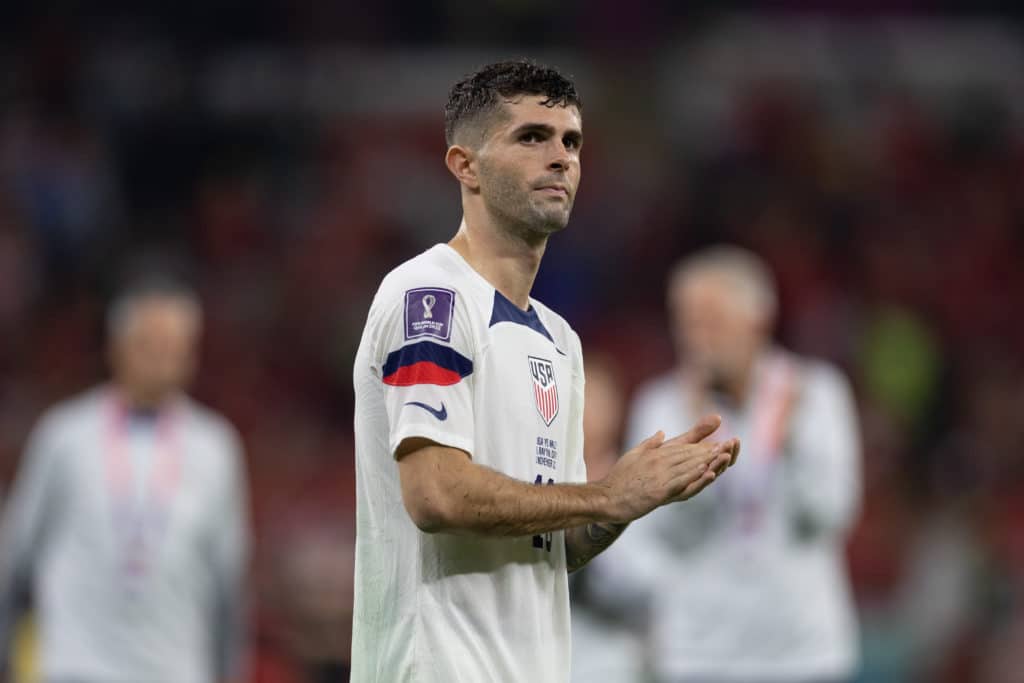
[535,185,569,198]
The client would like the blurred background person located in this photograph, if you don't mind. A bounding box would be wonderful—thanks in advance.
[587,246,862,683]
[0,272,250,683]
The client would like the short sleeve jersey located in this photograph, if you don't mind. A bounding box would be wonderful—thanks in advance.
[351,244,587,683]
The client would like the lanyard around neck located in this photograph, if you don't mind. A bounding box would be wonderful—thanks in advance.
[104,392,182,581]
[105,394,181,501]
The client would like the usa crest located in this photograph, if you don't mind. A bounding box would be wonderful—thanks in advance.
[528,356,559,426]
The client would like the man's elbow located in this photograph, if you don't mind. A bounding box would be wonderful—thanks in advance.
[397,441,476,533]
[403,489,459,534]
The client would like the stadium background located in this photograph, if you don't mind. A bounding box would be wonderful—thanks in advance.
[1,2,1023,681]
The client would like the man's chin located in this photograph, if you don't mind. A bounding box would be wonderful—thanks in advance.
[531,209,572,234]
[540,220,569,234]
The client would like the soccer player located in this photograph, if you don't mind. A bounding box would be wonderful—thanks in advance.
[0,275,249,683]
[588,246,862,682]
[351,60,740,682]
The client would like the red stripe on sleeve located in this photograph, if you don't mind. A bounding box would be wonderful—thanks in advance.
[383,361,463,387]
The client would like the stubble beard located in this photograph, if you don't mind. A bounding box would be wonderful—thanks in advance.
[482,164,572,246]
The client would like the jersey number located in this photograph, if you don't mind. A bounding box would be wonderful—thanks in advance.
[532,474,555,552]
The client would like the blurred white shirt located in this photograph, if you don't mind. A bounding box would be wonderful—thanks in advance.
[0,386,249,683]
[582,349,862,683]
[570,571,648,683]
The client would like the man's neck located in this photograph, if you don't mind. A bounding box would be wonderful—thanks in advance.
[717,373,751,408]
[113,382,175,412]
[448,217,546,311]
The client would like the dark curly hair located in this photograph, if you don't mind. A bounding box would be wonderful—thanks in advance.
[444,59,581,146]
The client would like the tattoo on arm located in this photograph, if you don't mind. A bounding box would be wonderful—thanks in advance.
[565,522,628,573]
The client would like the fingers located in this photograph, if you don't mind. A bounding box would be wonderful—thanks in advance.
[666,445,718,473]
[663,414,722,445]
[690,439,739,475]
[662,439,727,470]
[666,448,722,490]
[674,469,719,501]
[647,430,666,447]
[622,430,666,458]
[638,430,665,451]
[728,438,741,465]
[664,455,712,494]
[710,438,740,474]
[667,462,716,499]
[666,439,740,501]
[709,452,731,476]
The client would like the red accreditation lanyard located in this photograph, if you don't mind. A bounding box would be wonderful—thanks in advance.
[733,356,794,536]
[104,394,181,586]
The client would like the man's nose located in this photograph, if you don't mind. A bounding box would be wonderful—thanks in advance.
[548,141,572,172]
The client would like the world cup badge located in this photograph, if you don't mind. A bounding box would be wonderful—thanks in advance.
[404,287,454,341]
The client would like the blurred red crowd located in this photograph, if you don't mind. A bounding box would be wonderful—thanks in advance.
[0,33,1023,682]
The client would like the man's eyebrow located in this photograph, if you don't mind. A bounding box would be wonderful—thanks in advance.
[510,122,556,137]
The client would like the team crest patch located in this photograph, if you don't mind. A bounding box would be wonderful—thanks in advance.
[528,356,559,426]
[404,287,455,341]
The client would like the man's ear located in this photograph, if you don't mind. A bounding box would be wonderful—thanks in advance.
[445,144,480,191]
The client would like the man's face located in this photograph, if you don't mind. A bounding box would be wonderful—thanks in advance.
[112,296,200,401]
[475,96,582,236]
[672,273,765,387]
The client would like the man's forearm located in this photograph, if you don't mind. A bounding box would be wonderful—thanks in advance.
[436,464,618,535]
[402,446,619,535]
[564,522,629,573]
[400,428,731,538]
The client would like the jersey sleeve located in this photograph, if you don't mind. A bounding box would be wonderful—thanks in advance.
[371,285,476,458]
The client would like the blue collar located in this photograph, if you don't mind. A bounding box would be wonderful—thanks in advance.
[488,290,554,343]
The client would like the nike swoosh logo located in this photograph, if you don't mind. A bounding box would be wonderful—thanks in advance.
[404,401,447,421]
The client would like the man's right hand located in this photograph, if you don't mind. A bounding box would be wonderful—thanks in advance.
[598,414,739,524]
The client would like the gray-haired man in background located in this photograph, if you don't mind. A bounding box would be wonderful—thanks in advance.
[0,275,249,683]
[580,246,862,683]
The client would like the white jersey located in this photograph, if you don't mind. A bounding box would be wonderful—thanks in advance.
[351,244,587,683]
[586,351,862,682]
